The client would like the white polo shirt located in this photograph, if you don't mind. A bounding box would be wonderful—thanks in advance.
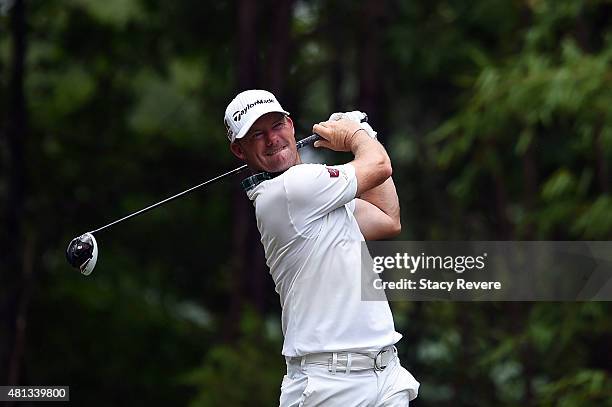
[246,163,402,357]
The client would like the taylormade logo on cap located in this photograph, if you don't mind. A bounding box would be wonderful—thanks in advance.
[232,98,275,122]
[224,89,289,143]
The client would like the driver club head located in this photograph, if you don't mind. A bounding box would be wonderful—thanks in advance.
[66,233,98,276]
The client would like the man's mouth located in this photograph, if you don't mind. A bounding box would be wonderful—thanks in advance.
[265,145,287,156]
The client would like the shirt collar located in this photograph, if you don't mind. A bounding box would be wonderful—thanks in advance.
[241,171,283,192]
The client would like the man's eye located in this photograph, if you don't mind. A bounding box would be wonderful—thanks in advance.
[274,122,285,129]
[252,132,264,139]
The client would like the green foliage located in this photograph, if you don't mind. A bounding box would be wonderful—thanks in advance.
[69,0,145,28]
[128,62,204,144]
[427,0,612,239]
[573,196,612,238]
[183,309,284,407]
[538,369,612,407]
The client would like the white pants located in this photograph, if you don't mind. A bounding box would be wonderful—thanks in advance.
[279,354,419,406]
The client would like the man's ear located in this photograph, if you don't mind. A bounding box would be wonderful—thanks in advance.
[286,116,295,137]
[230,142,246,160]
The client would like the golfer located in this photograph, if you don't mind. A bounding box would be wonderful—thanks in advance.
[225,89,419,406]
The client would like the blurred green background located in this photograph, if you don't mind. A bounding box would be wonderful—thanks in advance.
[1,0,612,405]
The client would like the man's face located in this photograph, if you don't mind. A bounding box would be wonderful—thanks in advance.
[230,113,300,173]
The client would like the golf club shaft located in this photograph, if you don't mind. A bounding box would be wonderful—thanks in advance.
[88,134,321,235]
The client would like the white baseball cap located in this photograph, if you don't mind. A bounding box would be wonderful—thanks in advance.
[224,89,290,143]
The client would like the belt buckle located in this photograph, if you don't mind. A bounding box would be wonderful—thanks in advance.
[374,349,388,371]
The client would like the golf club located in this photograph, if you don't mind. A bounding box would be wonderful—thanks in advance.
[66,133,322,275]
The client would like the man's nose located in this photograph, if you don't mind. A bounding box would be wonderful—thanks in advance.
[264,131,277,146]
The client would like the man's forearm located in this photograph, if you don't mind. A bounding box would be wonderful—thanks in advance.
[358,176,400,225]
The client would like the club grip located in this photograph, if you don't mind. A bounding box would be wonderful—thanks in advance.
[296,113,367,150]
[296,133,322,149]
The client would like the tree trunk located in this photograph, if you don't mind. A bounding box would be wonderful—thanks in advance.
[237,0,259,90]
[226,0,260,340]
[594,122,610,194]
[327,1,346,112]
[521,136,537,239]
[357,0,389,141]
[266,0,293,100]
[493,170,513,239]
[2,0,28,388]
[8,235,35,390]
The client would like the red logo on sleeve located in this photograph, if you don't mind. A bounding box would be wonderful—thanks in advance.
[326,167,339,177]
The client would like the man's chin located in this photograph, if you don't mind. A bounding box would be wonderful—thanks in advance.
[264,161,294,173]
[262,150,298,173]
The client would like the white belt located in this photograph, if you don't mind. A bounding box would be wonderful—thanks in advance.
[289,346,396,374]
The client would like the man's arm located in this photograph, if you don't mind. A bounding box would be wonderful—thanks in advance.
[312,119,400,239]
[354,177,401,240]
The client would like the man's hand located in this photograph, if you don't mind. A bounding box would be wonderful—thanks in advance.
[312,119,366,152]
[328,111,377,139]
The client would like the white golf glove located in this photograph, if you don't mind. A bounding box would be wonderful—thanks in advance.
[328,111,377,139]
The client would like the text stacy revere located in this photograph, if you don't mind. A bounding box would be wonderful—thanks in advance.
[373,278,502,292]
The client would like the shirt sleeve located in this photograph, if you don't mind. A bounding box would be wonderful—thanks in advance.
[283,163,357,234]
